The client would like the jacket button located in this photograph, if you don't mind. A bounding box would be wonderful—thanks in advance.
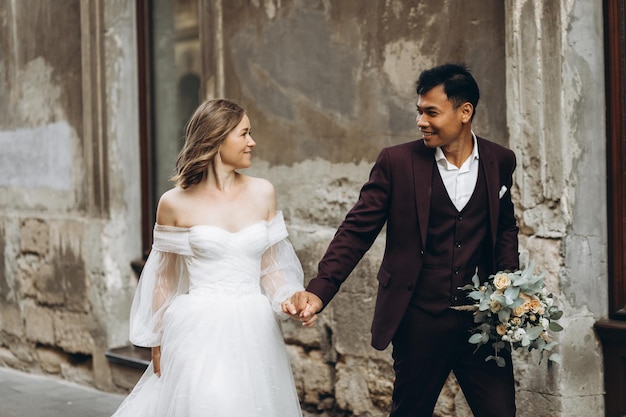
[407,284,414,291]
[420,250,424,256]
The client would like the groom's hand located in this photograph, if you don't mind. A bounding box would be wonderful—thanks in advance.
[294,291,322,327]
[282,291,322,327]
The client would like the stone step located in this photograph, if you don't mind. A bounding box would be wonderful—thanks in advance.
[105,345,150,370]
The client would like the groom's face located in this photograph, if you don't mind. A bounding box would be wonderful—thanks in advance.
[416,85,470,149]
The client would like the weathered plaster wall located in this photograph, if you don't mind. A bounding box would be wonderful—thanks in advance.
[507,1,606,416]
[228,0,507,165]
[0,0,140,391]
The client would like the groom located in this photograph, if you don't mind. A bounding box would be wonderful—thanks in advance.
[284,63,519,416]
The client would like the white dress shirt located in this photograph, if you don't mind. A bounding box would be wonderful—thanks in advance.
[434,132,479,212]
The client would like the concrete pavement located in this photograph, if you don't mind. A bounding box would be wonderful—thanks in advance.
[0,367,125,417]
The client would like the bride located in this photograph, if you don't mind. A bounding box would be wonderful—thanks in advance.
[112,99,316,417]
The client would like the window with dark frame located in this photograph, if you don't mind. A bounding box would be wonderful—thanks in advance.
[135,0,201,260]
[115,0,204,371]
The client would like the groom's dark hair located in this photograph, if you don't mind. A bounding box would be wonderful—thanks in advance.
[416,63,480,120]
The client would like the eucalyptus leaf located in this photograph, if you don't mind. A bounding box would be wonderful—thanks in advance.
[478,323,491,332]
[524,283,542,294]
[497,309,511,323]
[515,277,529,286]
[474,311,488,323]
[536,338,546,351]
[493,356,506,367]
[550,310,563,320]
[525,326,544,340]
[510,298,525,309]
[527,273,544,286]
[469,291,484,300]
[504,286,520,301]
[548,353,562,364]
[485,355,496,363]
[472,273,481,288]
[492,341,505,350]
[469,333,484,344]
[492,294,506,304]
[523,260,535,278]
[549,322,564,332]
[544,341,558,351]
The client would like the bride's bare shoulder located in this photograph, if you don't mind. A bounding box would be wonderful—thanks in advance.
[245,176,275,195]
[241,175,276,217]
[156,187,189,226]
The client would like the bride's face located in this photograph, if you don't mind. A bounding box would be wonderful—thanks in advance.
[218,114,256,169]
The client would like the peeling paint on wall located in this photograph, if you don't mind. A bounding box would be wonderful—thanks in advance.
[0,122,72,189]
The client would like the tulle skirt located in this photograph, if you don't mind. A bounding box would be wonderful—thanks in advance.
[112,292,303,417]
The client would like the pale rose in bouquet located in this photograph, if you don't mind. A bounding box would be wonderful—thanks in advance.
[455,260,563,367]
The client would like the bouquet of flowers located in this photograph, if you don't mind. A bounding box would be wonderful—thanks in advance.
[456,260,563,367]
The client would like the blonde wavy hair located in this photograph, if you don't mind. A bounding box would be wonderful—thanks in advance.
[171,99,245,188]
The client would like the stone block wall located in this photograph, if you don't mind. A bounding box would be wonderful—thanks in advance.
[0,0,141,391]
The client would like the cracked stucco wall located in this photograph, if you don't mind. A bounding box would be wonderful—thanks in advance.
[0,0,140,391]
[507,1,606,416]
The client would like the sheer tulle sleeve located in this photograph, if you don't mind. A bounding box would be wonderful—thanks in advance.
[261,212,305,320]
[129,225,192,347]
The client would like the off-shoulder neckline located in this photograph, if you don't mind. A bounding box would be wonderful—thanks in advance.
[154,211,283,234]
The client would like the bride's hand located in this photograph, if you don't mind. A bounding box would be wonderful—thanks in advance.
[281,298,300,319]
[152,346,162,377]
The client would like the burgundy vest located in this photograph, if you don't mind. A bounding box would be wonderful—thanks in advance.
[410,161,489,314]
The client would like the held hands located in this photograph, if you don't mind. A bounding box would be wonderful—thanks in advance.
[281,291,323,327]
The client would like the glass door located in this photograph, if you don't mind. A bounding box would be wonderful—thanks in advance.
[136,0,202,252]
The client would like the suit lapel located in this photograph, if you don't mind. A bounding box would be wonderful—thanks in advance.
[478,139,500,247]
[412,142,434,249]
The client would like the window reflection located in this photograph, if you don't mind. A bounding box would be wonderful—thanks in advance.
[152,0,200,201]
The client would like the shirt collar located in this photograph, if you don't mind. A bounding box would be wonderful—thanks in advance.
[435,131,480,163]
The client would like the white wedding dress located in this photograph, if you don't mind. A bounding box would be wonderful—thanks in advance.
[112,211,304,417]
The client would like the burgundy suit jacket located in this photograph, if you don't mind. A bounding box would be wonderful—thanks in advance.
[306,137,519,350]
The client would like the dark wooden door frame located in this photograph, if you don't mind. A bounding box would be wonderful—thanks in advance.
[136,0,154,256]
[605,0,626,321]
[595,1,626,416]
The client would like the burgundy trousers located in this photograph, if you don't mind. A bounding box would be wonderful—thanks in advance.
[389,305,516,417]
